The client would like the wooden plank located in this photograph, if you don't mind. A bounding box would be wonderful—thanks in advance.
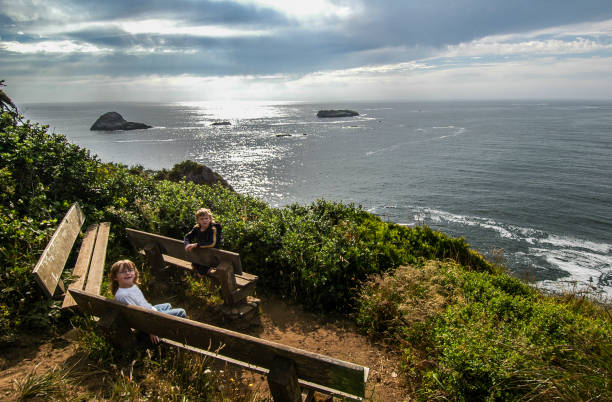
[62,224,99,308]
[126,228,243,275]
[162,254,192,270]
[84,222,110,294]
[33,203,85,297]
[161,339,365,401]
[237,272,258,282]
[158,254,258,287]
[70,289,367,397]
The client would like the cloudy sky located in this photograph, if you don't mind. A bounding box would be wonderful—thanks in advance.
[2,0,612,102]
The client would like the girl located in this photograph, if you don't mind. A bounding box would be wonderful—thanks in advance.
[183,208,222,275]
[110,259,186,343]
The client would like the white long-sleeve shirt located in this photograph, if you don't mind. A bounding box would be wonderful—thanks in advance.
[115,285,155,310]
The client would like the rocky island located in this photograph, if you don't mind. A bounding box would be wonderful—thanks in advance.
[316,109,359,118]
[90,111,152,131]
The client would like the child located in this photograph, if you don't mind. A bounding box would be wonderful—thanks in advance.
[183,208,222,275]
[110,259,186,344]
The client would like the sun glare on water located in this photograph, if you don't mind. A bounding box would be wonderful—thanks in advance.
[177,100,295,120]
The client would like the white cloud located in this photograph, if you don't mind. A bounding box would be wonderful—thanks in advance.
[443,37,612,58]
[229,0,354,19]
[1,40,110,54]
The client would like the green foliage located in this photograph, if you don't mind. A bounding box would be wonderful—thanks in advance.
[356,262,612,401]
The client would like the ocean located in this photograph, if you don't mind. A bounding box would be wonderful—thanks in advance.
[19,100,612,298]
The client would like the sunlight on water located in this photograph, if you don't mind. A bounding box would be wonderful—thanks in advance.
[176,100,297,120]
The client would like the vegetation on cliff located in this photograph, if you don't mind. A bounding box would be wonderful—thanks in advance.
[1,90,610,400]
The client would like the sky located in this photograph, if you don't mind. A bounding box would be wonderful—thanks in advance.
[2,0,612,102]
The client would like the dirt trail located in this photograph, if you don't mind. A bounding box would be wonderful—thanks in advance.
[0,295,411,401]
[241,295,411,401]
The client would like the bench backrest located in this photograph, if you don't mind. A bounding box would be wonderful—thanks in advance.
[126,228,242,274]
[69,289,368,398]
[33,203,85,297]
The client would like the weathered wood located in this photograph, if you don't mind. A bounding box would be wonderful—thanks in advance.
[214,261,237,305]
[144,242,166,274]
[161,339,365,401]
[33,203,85,297]
[153,252,256,289]
[126,228,243,275]
[84,222,110,294]
[70,289,368,397]
[62,224,99,308]
[98,309,136,350]
[302,389,315,402]
[128,228,256,306]
[268,356,301,402]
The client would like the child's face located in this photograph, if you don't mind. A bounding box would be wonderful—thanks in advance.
[197,214,211,229]
[115,266,136,288]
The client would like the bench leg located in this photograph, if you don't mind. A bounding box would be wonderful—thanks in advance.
[268,356,302,402]
[98,309,136,350]
[144,243,171,292]
[211,262,237,306]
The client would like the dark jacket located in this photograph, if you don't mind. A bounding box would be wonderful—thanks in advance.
[183,223,222,249]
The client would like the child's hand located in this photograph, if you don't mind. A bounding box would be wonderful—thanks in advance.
[185,243,197,252]
[150,334,160,344]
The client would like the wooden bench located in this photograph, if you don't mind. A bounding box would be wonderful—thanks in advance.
[126,228,258,316]
[70,289,369,401]
[32,203,110,308]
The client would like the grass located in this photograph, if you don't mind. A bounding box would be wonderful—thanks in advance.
[12,363,73,401]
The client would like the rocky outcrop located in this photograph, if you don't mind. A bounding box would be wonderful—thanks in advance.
[154,160,233,190]
[90,112,152,131]
[211,121,231,126]
[316,110,359,118]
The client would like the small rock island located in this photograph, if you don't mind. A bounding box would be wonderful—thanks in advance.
[316,110,359,118]
[90,112,152,131]
[211,121,231,126]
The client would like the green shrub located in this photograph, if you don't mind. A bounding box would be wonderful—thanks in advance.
[356,262,612,401]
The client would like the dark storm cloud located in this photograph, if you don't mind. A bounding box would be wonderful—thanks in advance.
[0,0,289,28]
[2,0,612,81]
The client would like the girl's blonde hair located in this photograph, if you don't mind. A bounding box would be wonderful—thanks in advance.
[110,259,140,295]
[194,208,215,227]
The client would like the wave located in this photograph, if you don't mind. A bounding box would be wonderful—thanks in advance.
[420,207,612,296]
[424,208,611,255]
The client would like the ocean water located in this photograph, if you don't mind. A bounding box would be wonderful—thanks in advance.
[19,100,612,298]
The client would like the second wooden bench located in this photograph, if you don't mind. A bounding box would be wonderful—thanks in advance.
[126,228,258,319]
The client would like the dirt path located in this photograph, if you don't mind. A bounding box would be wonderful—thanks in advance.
[241,295,411,401]
[0,296,412,401]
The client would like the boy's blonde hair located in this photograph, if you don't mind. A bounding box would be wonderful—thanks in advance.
[110,259,140,295]
[194,208,215,227]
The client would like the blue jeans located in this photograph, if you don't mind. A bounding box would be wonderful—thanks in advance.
[153,303,186,318]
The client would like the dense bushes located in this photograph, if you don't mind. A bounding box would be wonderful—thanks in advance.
[356,262,612,400]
